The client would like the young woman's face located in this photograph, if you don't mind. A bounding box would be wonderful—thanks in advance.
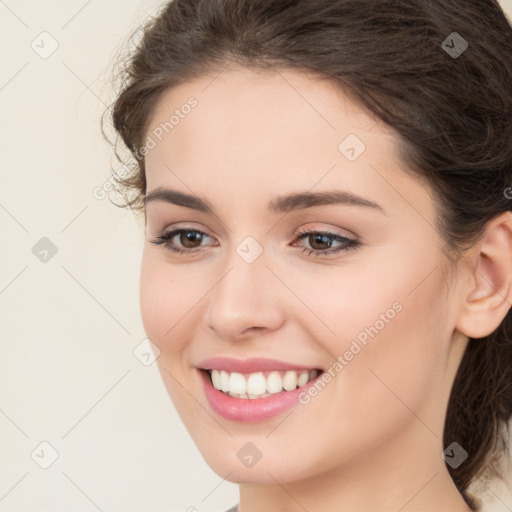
[140,67,469,485]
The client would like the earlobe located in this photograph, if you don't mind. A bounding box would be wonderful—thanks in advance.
[455,211,512,339]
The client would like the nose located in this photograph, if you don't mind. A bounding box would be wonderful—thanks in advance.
[205,246,285,341]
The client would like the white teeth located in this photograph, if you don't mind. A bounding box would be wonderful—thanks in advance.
[229,372,247,394]
[208,368,320,398]
[298,371,310,387]
[247,372,267,395]
[267,371,283,394]
[282,370,298,391]
[211,369,221,390]
[220,370,230,392]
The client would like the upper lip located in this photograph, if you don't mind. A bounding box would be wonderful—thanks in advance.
[197,357,322,373]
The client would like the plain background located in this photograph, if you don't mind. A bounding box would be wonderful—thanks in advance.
[1,1,511,511]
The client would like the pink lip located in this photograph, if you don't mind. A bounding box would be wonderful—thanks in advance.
[198,368,323,422]
[197,356,321,373]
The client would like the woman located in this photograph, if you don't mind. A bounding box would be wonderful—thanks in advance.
[104,0,512,510]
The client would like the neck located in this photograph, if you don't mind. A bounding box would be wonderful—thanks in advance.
[238,424,475,512]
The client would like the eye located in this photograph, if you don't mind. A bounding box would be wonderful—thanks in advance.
[149,228,217,254]
[291,228,360,257]
[149,226,360,257]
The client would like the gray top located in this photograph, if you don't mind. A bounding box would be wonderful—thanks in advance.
[225,505,239,512]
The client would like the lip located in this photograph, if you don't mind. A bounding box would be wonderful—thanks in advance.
[198,368,323,422]
[197,356,322,373]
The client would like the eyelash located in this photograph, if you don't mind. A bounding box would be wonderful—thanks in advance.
[150,227,360,257]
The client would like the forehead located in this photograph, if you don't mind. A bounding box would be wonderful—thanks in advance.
[143,66,434,224]
[145,66,384,157]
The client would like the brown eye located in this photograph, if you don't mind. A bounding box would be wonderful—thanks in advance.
[150,228,216,254]
[308,233,334,251]
[179,230,204,248]
[292,229,360,257]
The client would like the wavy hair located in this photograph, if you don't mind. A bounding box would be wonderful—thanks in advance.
[103,1,512,508]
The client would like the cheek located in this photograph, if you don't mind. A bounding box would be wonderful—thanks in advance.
[139,251,206,418]
[139,252,197,364]
[288,250,447,425]
[139,250,204,341]
[139,255,170,341]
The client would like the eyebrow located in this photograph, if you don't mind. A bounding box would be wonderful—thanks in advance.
[143,187,385,214]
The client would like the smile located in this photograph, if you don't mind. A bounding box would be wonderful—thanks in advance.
[197,357,325,422]
[207,369,321,399]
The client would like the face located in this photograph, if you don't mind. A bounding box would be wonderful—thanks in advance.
[139,66,468,484]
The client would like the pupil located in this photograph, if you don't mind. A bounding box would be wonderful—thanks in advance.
[311,234,331,249]
[181,231,201,248]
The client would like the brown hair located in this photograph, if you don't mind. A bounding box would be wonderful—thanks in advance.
[104,0,512,508]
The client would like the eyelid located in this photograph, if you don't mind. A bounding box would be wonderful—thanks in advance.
[152,221,217,239]
[151,223,355,244]
[292,226,360,253]
[150,223,361,259]
[294,222,358,239]
[155,226,217,246]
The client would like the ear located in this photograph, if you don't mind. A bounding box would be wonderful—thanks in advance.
[456,211,512,339]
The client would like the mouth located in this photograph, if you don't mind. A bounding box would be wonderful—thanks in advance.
[196,356,326,421]
[200,368,324,399]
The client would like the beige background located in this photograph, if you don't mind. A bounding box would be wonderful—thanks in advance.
[1,1,511,510]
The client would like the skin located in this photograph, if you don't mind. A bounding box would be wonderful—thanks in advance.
[139,65,512,512]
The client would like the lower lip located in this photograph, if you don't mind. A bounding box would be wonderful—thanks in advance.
[199,369,322,422]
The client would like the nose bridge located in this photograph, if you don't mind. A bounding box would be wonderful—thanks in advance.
[205,240,283,339]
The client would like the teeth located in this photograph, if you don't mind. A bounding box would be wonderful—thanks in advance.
[209,369,319,398]
[283,370,298,391]
[229,372,246,394]
[267,371,283,394]
[220,370,229,392]
[298,371,310,387]
[247,372,267,394]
